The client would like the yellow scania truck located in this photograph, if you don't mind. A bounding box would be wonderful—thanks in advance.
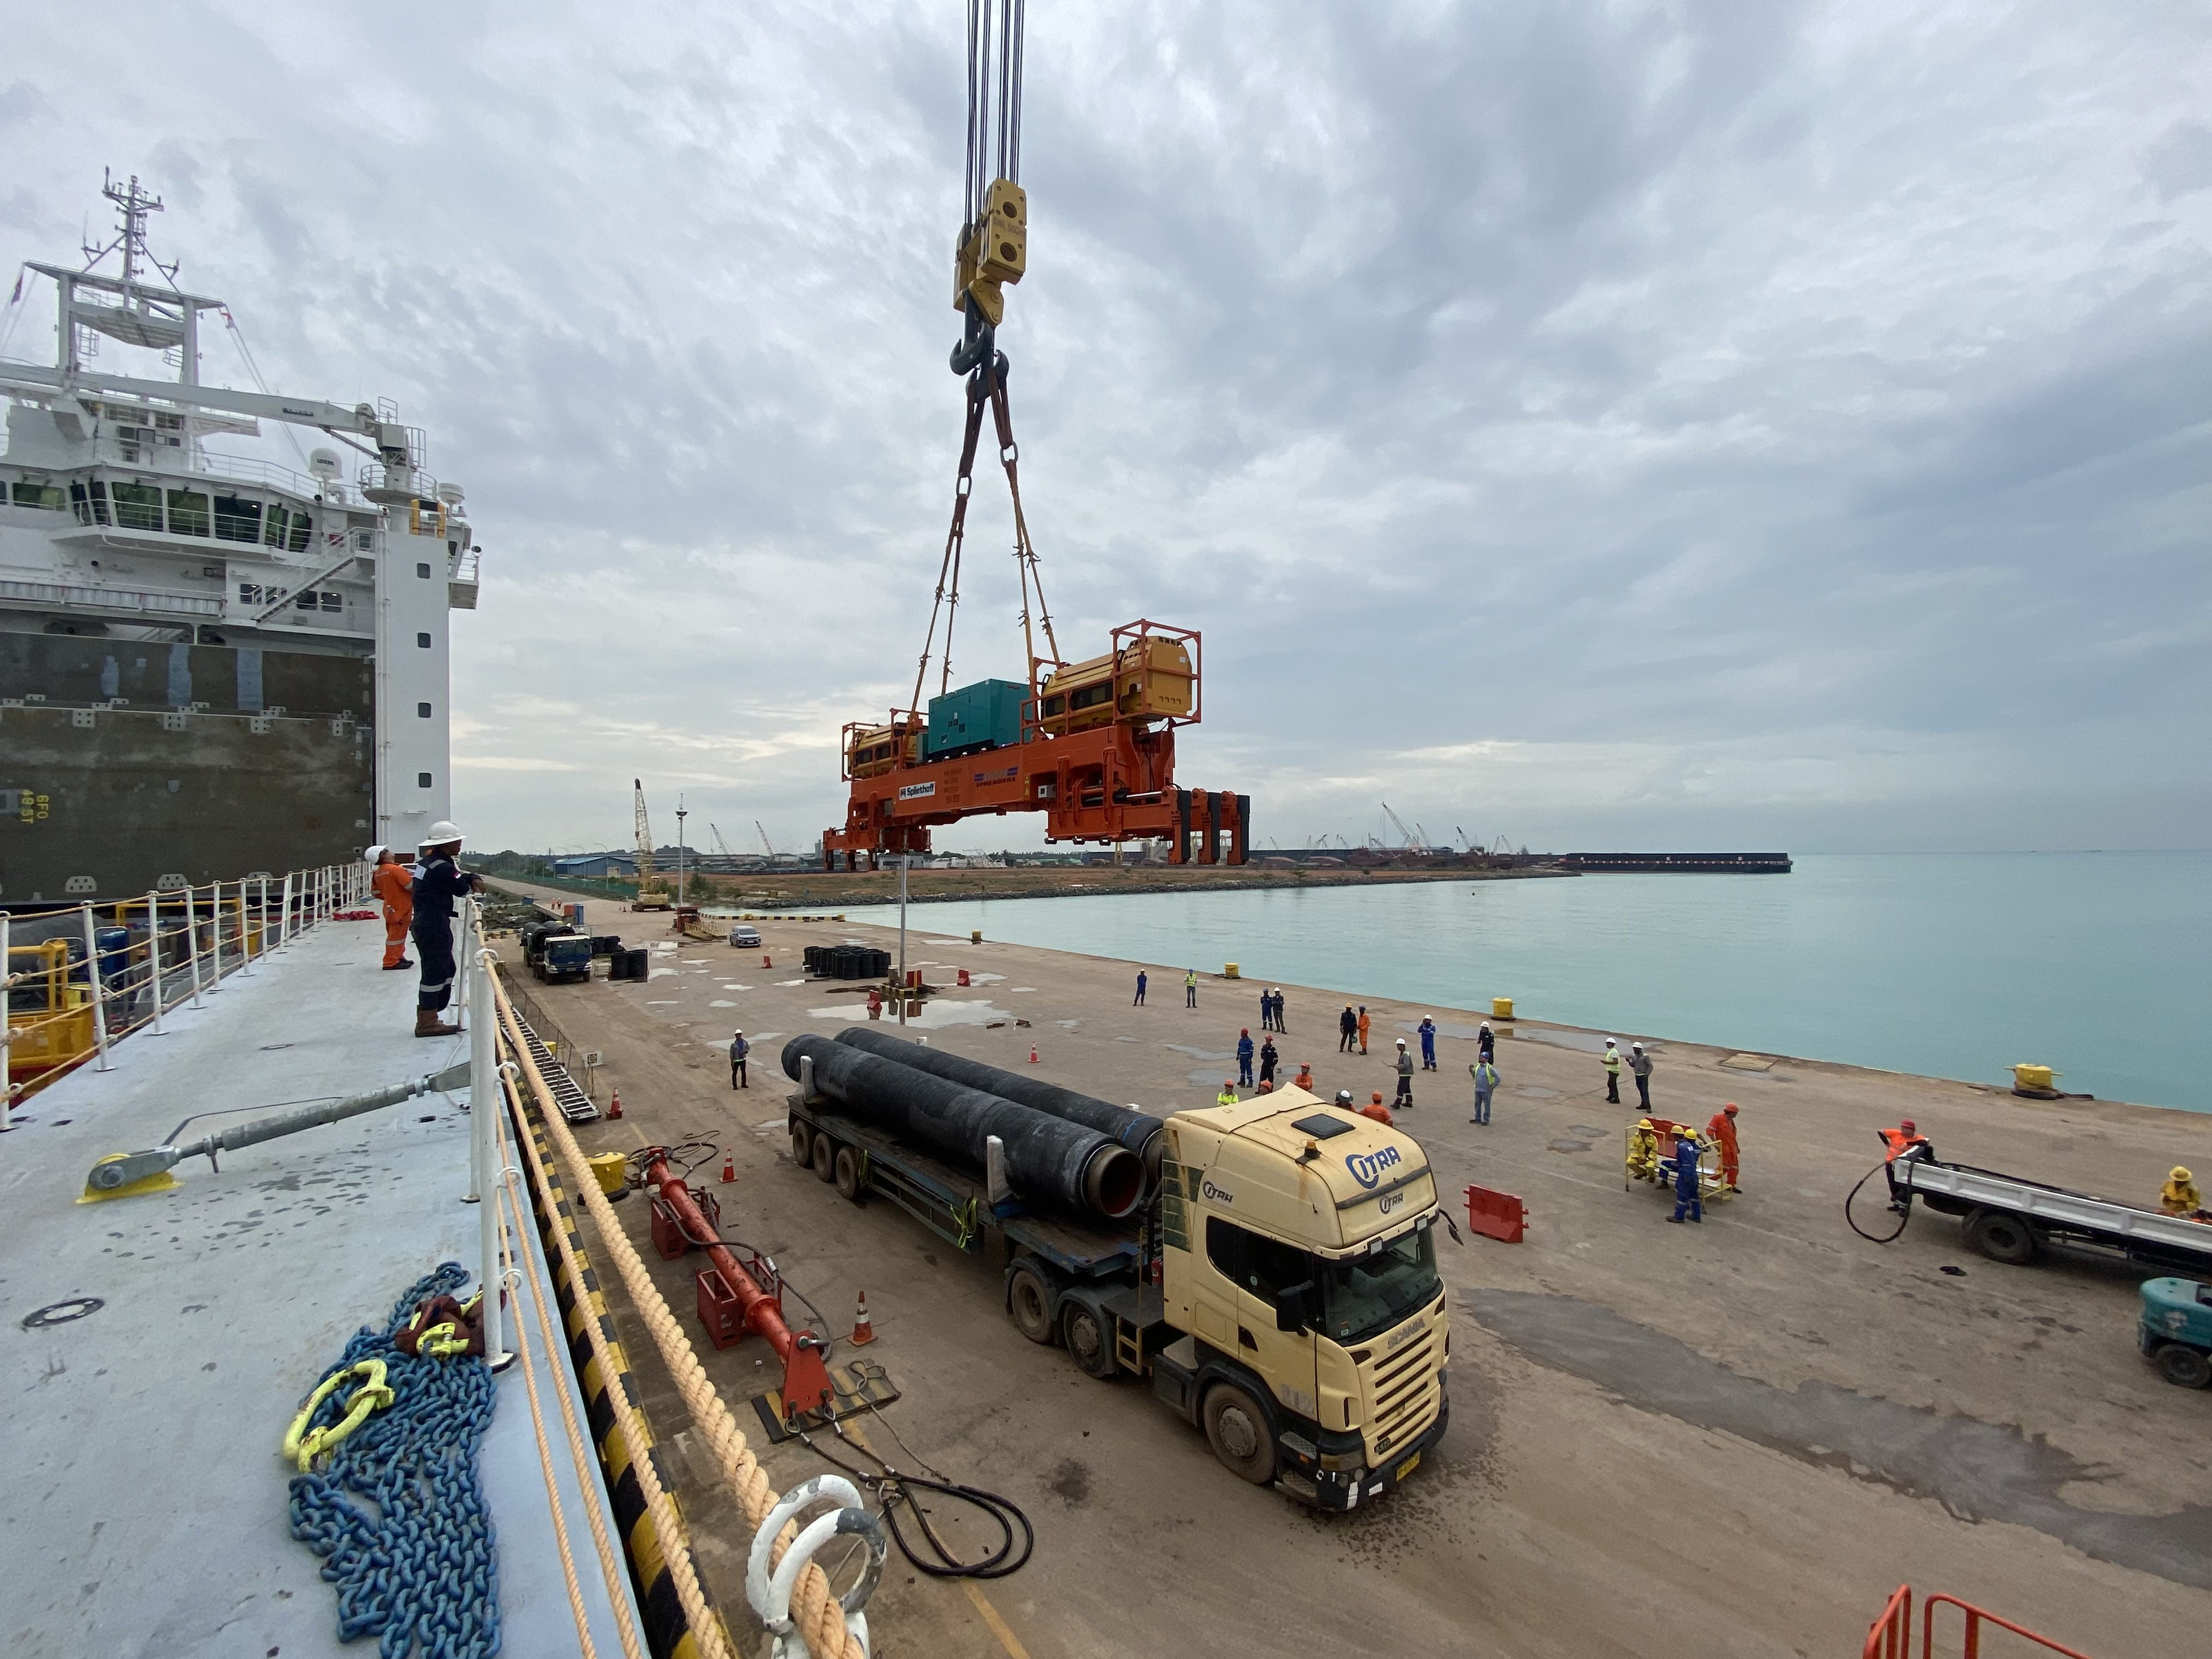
[786,1079,1452,1509]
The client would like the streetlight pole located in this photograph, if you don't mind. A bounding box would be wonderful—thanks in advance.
[675,799,688,908]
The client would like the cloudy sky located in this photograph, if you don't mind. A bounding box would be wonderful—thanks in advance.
[4,2,2207,855]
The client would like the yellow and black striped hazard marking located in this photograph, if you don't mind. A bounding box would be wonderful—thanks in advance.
[518,1101,729,1659]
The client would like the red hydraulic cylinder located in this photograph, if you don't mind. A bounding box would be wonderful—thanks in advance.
[642,1149,837,1423]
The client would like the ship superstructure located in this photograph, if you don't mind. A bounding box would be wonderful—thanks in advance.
[0,172,477,900]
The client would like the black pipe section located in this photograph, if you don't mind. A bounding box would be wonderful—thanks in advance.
[833,1027,1164,1180]
[782,1035,1142,1220]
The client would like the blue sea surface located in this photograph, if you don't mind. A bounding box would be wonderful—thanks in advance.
[838,853,2210,1111]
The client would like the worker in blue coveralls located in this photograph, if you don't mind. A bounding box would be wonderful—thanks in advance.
[1418,1015,1438,1071]
[1666,1125,1704,1223]
[1235,1028,1256,1088]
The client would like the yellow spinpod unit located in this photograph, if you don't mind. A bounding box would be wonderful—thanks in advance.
[845,722,921,780]
[1036,632,1199,737]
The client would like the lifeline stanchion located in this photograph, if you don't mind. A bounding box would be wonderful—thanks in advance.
[1,907,12,1130]
[279,872,295,949]
[78,901,113,1072]
[469,922,509,1370]
[144,889,166,1037]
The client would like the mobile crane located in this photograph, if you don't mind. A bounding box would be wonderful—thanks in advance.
[822,0,1250,871]
[630,778,671,910]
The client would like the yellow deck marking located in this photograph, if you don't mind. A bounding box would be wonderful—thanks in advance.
[962,1581,1032,1659]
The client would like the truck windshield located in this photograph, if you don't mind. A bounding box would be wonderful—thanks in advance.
[1317,1226,1440,1346]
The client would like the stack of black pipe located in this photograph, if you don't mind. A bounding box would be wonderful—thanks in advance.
[781,1032,1149,1221]
[802,944,892,981]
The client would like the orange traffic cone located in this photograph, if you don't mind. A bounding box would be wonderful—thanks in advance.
[1029,1044,1039,1064]
[720,1153,735,1183]
[851,1291,876,1346]
[607,1089,623,1120]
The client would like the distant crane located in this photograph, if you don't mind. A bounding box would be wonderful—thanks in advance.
[1380,801,1418,850]
[755,820,777,861]
[631,779,671,909]
[708,822,735,857]
[1457,826,1473,851]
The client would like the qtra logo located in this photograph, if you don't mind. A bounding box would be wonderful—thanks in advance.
[1344,1145,1402,1189]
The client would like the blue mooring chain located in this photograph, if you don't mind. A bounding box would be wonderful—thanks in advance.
[288,1261,501,1658]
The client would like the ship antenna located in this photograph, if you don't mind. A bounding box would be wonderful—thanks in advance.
[83,170,179,291]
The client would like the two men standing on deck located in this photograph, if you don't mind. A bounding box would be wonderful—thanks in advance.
[1259,986,1286,1032]
[411,821,483,1038]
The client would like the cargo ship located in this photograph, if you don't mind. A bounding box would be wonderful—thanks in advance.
[0,172,477,904]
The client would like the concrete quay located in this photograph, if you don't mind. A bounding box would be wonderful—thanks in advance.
[490,879,2211,1659]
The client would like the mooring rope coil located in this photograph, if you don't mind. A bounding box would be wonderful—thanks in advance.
[286,1260,500,1658]
[491,967,868,1659]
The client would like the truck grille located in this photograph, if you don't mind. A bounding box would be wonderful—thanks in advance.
[1365,1334,1438,1459]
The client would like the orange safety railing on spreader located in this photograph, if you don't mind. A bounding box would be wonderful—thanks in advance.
[1863,1586,2098,1659]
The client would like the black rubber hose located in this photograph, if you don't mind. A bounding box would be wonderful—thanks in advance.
[834,1026,1164,1179]
[783,1034,1142,1219]
[799,1428,1034,1580]
[1845,1158,1913,1244]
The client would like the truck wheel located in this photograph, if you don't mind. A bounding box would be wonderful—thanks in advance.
[1062,1302,1119,1380]
[1007,1263,1056,1344]
[789,1122,812,1167]
[833,1144,865,1203]
[2155,1342,2212,1389]
[810,1133,837,1183]
[1202,1383,1277,1485]
[1966,1210,2040,1265]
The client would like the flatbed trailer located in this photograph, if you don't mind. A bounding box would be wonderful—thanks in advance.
[1891,1153,2212,1272]
[783,1085,1453,1510]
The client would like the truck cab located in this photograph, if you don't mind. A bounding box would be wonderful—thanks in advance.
[1145,1090,1449,1507]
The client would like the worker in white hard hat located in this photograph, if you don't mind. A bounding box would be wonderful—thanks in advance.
[410,820,483,1037]
[1601,1037,1622,1103]
[368,844,415,972]
[1393,1037,1415,1110]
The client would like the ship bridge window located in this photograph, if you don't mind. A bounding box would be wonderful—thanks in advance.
[166,489,211,536]
[292,589,343,613]
[10,481,65,511]
[110,480,163,532]
[264,502,313,553]
[70,481,111,526]
[212,493,262,543]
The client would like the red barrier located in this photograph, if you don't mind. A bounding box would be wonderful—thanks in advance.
[1464,1183,1527,1243]
[1865,1586,1911,1659]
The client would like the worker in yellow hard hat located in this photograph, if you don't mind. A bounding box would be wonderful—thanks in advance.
[2159,1166,2204,1220]
[1626,1119,1661,1184]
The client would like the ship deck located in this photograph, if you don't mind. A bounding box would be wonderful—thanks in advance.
[0,919,639,1657]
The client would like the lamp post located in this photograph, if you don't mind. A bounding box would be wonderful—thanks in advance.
[675,799,689,908]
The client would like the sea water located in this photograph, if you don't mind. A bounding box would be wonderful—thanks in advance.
[838,853,2210,1111]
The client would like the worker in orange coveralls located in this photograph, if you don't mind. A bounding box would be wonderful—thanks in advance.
[369,845,414,970]
[1707,1103,1741,1192]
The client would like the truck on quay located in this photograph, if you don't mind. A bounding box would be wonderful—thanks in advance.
[785,1069,1451,1510]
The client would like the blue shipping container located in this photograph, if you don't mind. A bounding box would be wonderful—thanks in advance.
[925,678,1027,760]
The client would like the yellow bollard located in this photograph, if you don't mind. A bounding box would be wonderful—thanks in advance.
[588,1152,630,1195]
[2012,1063,2057,1092]
[1492,997,1515,1020]
[972,929,983,944]
[1223,963,1240,979]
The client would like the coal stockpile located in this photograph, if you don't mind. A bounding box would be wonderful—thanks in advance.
[782,1034,1142,1220]
[804,943,892,980]
[834,1026,1164,1178]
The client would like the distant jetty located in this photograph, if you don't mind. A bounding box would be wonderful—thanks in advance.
[1552,852,1792,874]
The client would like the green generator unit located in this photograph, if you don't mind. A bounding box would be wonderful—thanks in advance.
[924,678,1027,761]
[2139,1277,2212,1389]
